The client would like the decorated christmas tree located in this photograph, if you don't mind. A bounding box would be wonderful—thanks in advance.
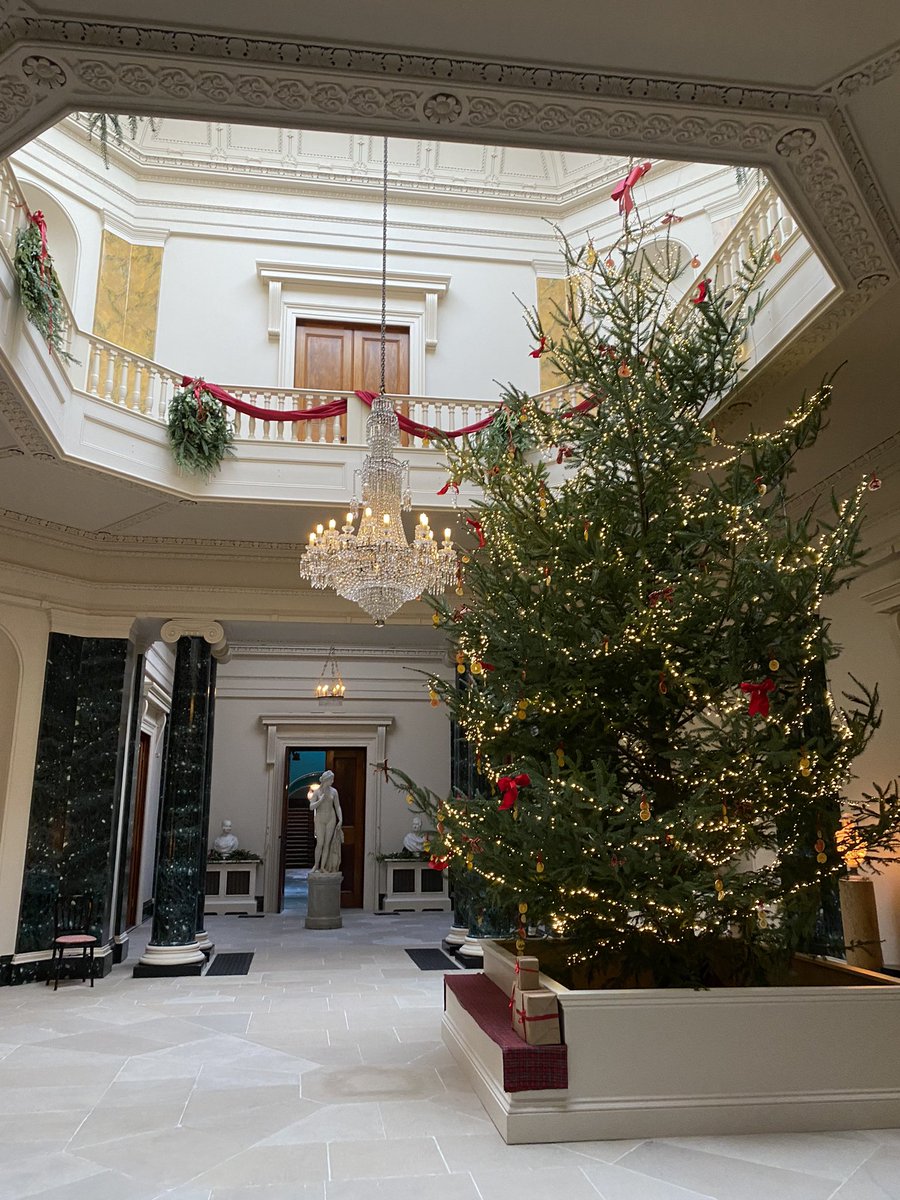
[401,218,900,988]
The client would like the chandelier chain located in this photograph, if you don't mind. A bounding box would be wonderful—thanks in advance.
[380,135,388,397]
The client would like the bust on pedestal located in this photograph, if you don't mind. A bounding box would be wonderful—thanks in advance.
[213,819,239,855]
[306,770,344,929]
[403,815,426,856]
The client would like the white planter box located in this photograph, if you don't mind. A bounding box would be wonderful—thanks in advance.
[380,857,451,913]
[204,860,261,915]
[442,939,900,1144]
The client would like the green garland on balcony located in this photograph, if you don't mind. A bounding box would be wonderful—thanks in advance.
[84,113,159,168]
[13,219,78,364]
[167,382,235,479]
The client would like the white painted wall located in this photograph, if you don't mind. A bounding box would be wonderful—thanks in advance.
[211,643,453,910]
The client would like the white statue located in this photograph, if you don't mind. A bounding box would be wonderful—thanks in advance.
[310,770,343,874]
[213,819,239,855]
[403,815,426,855]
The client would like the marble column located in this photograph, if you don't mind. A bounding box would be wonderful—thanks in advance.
[16,633,136,982]
[135,621,227,977]
[194,655,217,956]
[110,652,146,963]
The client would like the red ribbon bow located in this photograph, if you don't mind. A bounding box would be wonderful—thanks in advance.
[478,661,495,673]
[529,336,547,358]
[611,161,652,214]
[437,479,459,496]
[498,773,531,811]
[661,212,683,225]
[740,678,775,717]
[692,279,712,305]
[29,211,49,278]
[648,586,674,607]
[429,856,449,871]
[466,517,486,548]
[556,446,573,465]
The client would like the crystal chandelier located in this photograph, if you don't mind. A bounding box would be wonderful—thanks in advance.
[298,138,457,625]
[314,647,346,700]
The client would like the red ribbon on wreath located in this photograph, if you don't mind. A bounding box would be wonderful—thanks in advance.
[497,773,531,811]
[611,161,652,214]
[740,678,775,717]
[29,211,49,280]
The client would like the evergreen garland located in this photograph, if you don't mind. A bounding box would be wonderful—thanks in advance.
[167,383,235,479]
[84,113,159,168]
[13,221,78,364]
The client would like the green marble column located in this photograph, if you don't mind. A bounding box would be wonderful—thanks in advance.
[15,633,135,983]
[194,656,217,954]
[134,636,213,976]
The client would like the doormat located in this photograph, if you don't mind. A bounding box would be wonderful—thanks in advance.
[405,948,459,971]
[205,952,255,976]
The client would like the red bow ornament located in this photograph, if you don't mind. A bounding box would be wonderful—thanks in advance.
[466,517,486,548]
[429,855,449,871]
[556,445,574,465]
[648,586,674,607]
[498,773,531,811]
[740,678,776,717]
[437,479,460,496]
[529,337,547,358]
[660,212,683,225]
[611,161,652,215]
[692,279,712,305]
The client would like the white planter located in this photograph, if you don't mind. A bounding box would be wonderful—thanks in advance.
[442,939,900,1144]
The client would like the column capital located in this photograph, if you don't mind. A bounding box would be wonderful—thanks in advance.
[160,619,230,662]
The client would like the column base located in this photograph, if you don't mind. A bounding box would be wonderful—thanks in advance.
[443,924,469,951]
[133,941,206,977]
[457,935,486,963]
[195,929,215,959]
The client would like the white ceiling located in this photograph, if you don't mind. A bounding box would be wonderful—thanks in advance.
[67,115,623,205]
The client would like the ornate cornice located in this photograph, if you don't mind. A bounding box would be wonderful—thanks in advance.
[0,16,898,403]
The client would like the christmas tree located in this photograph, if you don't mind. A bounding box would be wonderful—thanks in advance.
[402,219,900,988]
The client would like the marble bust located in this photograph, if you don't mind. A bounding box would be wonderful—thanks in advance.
[310,770,343,874]
[403,815,426,855]
[213,819,239,855]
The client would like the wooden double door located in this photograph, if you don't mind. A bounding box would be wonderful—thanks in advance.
[295,320,409,397]
[280,745,367,909]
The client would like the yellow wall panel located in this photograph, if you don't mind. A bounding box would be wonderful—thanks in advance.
[93,231,162,359]
[536,276,570,392]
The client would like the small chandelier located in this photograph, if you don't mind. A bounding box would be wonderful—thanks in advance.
[298,138,457,625]
[314,647,346,701]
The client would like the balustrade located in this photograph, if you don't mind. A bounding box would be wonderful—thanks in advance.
[0,158,812,468]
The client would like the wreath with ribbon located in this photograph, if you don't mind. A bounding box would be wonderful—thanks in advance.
[13,211,78,363]
[167,379,235,479]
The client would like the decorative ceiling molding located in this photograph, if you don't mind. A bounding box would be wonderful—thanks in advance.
[0,19,896,400]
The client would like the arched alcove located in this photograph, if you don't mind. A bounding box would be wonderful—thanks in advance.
[18,182,80,302]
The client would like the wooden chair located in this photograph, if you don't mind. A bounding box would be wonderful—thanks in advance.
[47,895,97,990]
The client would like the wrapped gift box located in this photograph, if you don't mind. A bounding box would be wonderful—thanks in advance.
[511,984,562,1046]
[513,955,541,991]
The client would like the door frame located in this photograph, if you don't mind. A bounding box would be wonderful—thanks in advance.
[260,713,394,913]
[277,300,425,392]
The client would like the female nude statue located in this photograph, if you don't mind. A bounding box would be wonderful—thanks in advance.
[309,769,343,874]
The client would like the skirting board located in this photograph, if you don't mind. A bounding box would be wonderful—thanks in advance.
[442,986,900,1144]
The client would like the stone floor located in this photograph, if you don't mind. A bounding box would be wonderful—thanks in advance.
[0,910,898,1200]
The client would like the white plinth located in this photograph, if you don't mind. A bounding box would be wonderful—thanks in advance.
[204,860,261,915]
[443,939,900,1144]
[381,858,451,912]
[137,941,205,968]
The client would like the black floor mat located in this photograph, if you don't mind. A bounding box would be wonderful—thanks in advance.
[205,951,255,976]
[405,948,459,971]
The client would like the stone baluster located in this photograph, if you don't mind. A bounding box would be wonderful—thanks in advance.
[87,341,101,395]
[103,349,117,401]
[131,363,144,411]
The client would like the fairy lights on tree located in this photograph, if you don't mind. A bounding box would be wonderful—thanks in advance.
[405,213,900,987]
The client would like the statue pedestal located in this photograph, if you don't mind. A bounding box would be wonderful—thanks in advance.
[305,870,343,930]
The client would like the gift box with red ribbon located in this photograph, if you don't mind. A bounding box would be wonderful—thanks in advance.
[511,984,562,1046]
[513,955,541,991]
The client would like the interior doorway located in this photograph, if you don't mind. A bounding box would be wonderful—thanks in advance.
[294,320,410,396]
[280,745,367,911]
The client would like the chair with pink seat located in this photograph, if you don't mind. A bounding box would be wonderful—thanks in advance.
[47,894,97,990]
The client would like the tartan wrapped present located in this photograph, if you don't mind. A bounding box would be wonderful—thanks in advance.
[511,984,562,1046]
[512,954,541,991]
